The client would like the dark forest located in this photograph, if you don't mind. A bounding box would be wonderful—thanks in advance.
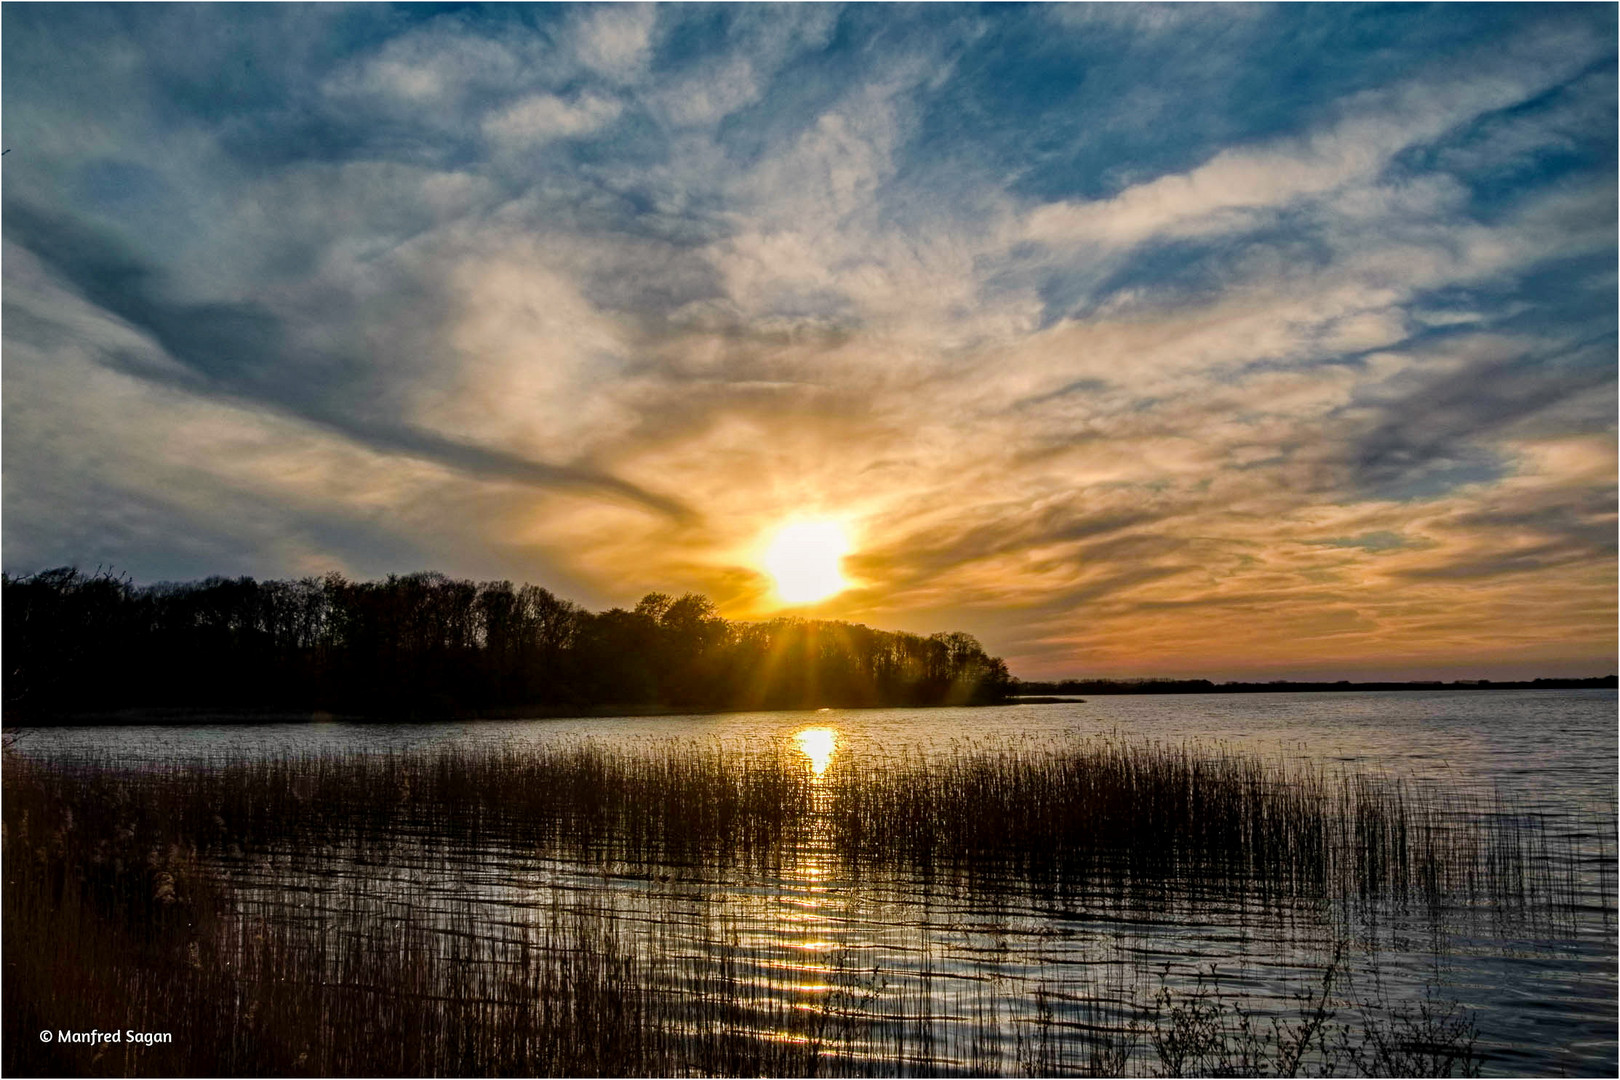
[2,568,1012,719]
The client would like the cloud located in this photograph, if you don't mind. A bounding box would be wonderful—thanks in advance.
[654,58,760,128]
[322,23,543,122]
[483,92,622,148]
[2,206,692,522]
[1334,338,1615,498]
[3,3,1614,679]
[1021,28,1608,252]
[571,3,657,81]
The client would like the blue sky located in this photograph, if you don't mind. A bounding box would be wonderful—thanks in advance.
[4,3,1615,678]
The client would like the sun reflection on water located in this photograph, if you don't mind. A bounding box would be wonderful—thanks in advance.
[793,726,838,777]
[781,725,845,1014]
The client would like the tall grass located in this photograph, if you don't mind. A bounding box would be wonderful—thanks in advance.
[18,738,1583,915]
[822,742,1591,924]
[4,737,1605,1076]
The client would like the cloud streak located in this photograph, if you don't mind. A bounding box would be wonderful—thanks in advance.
[3,3,1613,679]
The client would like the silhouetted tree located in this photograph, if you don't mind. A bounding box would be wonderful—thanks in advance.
[2,569,1014,718]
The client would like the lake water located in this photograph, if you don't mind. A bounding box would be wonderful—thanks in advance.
[14,689,1617,1075]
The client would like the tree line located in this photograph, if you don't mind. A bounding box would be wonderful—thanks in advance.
[2,568,1012,718]
[1013,676,1617,695]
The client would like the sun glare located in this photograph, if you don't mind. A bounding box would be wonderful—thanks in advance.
[763,520,851,604]
[793,726,838,777]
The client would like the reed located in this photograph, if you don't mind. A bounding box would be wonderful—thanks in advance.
[822,741,1591,924]
[20,737,1583,916]
[5,737,1601,1076]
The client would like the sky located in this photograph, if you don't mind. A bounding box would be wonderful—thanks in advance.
[3,2,1616,681]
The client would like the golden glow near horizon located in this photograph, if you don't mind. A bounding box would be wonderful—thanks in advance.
[762,520,851,605]
[793,726,838,777]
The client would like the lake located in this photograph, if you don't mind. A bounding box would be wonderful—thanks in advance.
[10,689,1616,1076]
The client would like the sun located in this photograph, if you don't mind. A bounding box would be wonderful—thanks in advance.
[762,520,851,604]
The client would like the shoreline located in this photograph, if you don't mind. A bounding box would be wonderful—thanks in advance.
[5,678,1613,728]
[1013,676,1615,696]
[2,699,1006,729]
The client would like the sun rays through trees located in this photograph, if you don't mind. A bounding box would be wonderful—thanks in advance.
[3,568,1012,718]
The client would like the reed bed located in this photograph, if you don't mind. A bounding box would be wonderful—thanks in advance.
[3,831,876,1076]
[822,743,1592,924]
[13,737,1588,917]
[4,736,1606,1076]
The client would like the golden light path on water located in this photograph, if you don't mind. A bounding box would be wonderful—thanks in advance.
[771,724,844,1008]
[793,726,838,777]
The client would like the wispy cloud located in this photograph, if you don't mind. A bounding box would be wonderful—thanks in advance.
[572,3,658,82]
[1021,28,1606,251]
[3,3,1613,678]
[484,92,623,149]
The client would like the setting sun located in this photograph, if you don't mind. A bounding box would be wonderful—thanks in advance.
[762,520,851,604]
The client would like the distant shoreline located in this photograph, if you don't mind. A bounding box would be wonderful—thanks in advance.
[1012,676,1616,696]
[5,677,1613,729]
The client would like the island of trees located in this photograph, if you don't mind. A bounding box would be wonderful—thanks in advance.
[2,568,1012,719]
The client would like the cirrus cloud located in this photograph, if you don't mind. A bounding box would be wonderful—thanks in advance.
[4,3,1613,679]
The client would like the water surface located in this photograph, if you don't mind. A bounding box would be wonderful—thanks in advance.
[15,690,1616,1075]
